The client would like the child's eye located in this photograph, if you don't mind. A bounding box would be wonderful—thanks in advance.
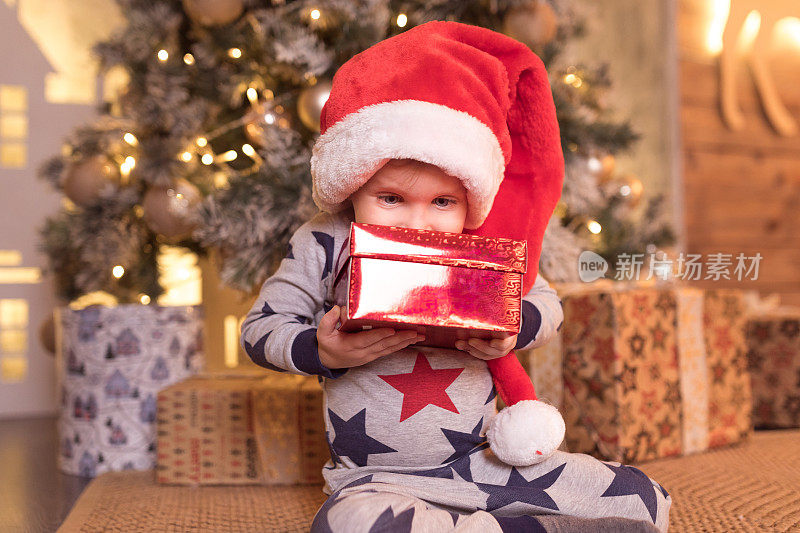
[433,197,455,208]
[378,194,401,205]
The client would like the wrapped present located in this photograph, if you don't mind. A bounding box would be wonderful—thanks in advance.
[55,304,204,478]
[251,374,329,484]
[156,374,266,485]
[560,283,751,463]
[702,290,752,446]
[746,309,800,428]
[332,222,526,349]
[156,373,329,486]
[524,288,697,454]
[561,286,683,463]
[675,287,710,454]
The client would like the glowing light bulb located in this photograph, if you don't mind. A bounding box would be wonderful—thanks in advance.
[196,137,208,147]
[157,49,169,62]
[776,18,800,47]
[180,152,193,162]
[123,133,138,146]
[112,265,125,278]
[620,185,632,196]
[741,11,762,48]
[587,220,602,234]
[183,53,195,65]
[242,144,256,157]
[140,294,151,305]
[706,0,731,54]
[310,9,320,20]
[221,150,238,162]
[564,73,576,84]
[587,156,602,174]
[201,154,214,165]
[246,87,259,103]
[120,157,135,177]
[397,14,408,27]
[214,172,229,188]
[228,48,242,59]
[264,113,275,125]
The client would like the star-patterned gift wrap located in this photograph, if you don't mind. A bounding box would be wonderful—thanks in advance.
[55,304,204,478]
[251,374,329,484]
[561,287,684,463]
[156,374,267,485]
[702,289,752,446]
[746,309,800,428]
[332,222,526,349]
[560,284,751,463]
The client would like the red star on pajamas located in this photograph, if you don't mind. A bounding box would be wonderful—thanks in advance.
[379,353,464,422]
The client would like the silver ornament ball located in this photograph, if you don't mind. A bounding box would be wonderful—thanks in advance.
[502,1,558,49]
[62,155,118,207]
[297,80,332,132]
[142,178,202,240]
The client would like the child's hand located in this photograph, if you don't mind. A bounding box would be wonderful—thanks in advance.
[455,334,517,360]
[317,305,425,369]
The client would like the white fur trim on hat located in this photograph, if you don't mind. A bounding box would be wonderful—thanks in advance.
[486,400,566,466]
[310,100,506,229]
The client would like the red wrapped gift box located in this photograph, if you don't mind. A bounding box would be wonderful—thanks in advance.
[332,222,527,349]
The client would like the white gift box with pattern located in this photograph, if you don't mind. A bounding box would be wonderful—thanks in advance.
[55,304,204,477]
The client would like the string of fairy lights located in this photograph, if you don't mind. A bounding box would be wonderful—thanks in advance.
[107,6,418,188]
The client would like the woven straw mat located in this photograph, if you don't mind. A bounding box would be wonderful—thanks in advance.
[58,429,800,532]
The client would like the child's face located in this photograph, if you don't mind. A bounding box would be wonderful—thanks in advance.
[349,160,468,233]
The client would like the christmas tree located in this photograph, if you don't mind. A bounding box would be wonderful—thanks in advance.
[38,0,673,304]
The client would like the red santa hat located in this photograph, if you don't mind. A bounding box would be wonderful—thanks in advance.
[311,20,565,466]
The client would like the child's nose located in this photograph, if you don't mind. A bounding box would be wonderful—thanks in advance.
[405,209,434,231]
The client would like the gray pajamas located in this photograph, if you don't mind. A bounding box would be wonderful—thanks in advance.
[241,211,671,532]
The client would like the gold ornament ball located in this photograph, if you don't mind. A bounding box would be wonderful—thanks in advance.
[62,155,118,207]
[502,1,558,49]
[553,200,568,218]
[297,80,332,132]
[182,0,243,27]
[39,313,56,355]
[142,178,202,239]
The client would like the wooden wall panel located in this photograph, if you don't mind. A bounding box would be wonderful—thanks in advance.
[678,0,800,306]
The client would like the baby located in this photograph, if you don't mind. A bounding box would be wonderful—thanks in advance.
[241,21,671,533]
[319,158,524,369]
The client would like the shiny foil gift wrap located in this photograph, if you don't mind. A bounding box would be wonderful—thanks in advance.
[332,222,527,349]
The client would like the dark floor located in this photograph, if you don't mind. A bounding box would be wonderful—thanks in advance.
[0,416,91,533]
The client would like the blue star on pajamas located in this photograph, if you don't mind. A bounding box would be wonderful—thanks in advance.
[477,463,566,513]
[329,408,397,466]
[600,463,660,523]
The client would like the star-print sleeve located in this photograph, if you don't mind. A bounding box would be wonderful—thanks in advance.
[514,273,563,351]
[240,211,347,379]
